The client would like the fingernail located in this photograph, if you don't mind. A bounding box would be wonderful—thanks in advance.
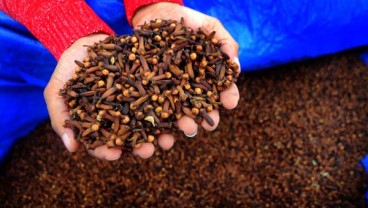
[104,150,122,161]
[62,133,72,152]
[184,129,197,138]
[234,57,241,72]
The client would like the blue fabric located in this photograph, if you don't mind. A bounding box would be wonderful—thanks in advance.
[0,12,55,161]
[185,0,368,70]
[361,155,368,172]
[360,155,368,200]
[360,51,368,64]
[1,0,368,163]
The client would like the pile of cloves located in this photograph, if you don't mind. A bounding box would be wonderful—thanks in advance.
[60,18,239,151]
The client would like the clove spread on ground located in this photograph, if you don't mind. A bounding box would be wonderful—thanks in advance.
[59,18,239,151]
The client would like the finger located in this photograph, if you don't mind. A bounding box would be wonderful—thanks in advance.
[133,142,155,159]
[201,110,220,131]
[177,115,198,137]
[44,84,80,152]
[87,145,122,161]
[233,57,241,75]
[158,133,175,150]
[220,83,240,110]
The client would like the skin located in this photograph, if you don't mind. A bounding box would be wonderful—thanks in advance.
[44,2,240,161]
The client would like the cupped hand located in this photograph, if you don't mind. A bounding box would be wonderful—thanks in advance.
[44,34,169,161]
[44,2,240,161]
[133,2,241,146]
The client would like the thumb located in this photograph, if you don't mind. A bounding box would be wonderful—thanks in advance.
[44,79,80,152]
[201,17,240,70]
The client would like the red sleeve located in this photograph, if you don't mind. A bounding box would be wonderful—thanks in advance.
[0,0,115,60]
[123,0,184,25]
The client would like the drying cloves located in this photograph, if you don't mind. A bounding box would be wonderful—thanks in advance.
[59,18,239,154]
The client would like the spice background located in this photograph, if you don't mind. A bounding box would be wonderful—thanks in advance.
[1,50,368,207]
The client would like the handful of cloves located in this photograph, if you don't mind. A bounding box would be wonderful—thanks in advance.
[59,18,239,152]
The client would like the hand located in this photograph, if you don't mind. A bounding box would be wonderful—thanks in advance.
[132,3,241,146]
[44,3,241,161]
[44,34,167,160]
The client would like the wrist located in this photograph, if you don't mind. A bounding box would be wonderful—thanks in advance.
[60,34,109,60]
[132,2,183,28]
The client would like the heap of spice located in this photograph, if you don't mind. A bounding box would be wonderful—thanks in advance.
[59,18,240,151]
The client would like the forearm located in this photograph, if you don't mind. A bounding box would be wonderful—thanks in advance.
[0,0,184,59]
[0,0,114,60]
